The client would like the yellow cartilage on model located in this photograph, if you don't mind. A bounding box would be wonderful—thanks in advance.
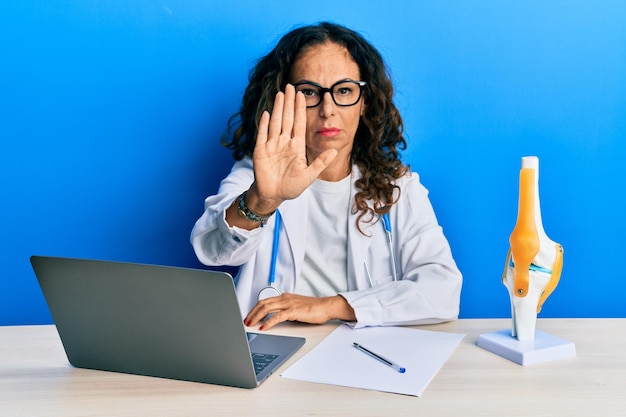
[509,168,540,298]
[537,244,564,313]
[502,156,564,341]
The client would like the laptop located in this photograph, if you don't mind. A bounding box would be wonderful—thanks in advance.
[30,255,305,388]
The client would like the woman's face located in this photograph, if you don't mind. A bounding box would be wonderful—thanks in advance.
[290,42,364,172]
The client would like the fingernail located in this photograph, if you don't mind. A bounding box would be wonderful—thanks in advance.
[259,324,265,331]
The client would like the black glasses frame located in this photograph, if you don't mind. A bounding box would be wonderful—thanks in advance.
[293,79,367,108]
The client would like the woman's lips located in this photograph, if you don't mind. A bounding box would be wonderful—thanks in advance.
[317,127,341,137]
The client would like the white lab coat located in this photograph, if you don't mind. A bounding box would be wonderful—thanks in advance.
[191,157,462,328]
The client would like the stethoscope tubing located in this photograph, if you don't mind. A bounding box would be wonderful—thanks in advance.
[268,211,282,286]
[381,213,398,282]
[257,211,283,301]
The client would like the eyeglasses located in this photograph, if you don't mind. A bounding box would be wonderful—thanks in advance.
[293,79,367,108]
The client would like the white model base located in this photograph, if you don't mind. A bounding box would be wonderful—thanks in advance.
[477,329,576,366]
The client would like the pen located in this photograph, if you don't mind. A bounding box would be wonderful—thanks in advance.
[353,342,406,373]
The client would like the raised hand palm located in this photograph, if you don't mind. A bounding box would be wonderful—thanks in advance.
[253,85,337,204]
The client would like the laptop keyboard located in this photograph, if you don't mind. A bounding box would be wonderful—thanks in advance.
[252,353,279,375]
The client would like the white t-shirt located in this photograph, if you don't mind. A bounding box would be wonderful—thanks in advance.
[294,175,351,297]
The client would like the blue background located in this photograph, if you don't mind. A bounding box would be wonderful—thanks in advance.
[2,1,625,325]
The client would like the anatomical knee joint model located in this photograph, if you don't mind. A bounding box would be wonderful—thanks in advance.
[502,156,564,341]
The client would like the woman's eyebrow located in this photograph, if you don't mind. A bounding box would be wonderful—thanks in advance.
[292,78,354,86]
[292,79,320,85]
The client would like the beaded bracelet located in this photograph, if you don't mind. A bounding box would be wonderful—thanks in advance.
[237,191,275,227]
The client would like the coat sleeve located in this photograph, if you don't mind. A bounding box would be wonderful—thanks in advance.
[190,158,267,266]
[339,173,462,328]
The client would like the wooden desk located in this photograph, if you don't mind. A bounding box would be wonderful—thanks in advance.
[1,319,625,417]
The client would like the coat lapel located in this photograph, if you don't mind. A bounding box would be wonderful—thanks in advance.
[346,167,377,291]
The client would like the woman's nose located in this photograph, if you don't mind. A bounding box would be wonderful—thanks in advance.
[319,91,337,117]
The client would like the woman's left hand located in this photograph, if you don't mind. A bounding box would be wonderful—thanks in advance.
[244,293,356,330]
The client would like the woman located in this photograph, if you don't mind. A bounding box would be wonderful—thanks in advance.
[191,22,462,330]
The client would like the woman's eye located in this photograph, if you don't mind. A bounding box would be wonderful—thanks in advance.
[300,88,318,97]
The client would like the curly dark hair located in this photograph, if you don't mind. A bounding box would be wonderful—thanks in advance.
[223,22,409,233]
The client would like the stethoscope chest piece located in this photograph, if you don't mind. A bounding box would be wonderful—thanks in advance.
[257,286,281,301]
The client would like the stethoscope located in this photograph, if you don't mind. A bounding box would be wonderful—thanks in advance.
[257,211,398,301]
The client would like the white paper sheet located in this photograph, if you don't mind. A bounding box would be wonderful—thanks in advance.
[281,324,464,396]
